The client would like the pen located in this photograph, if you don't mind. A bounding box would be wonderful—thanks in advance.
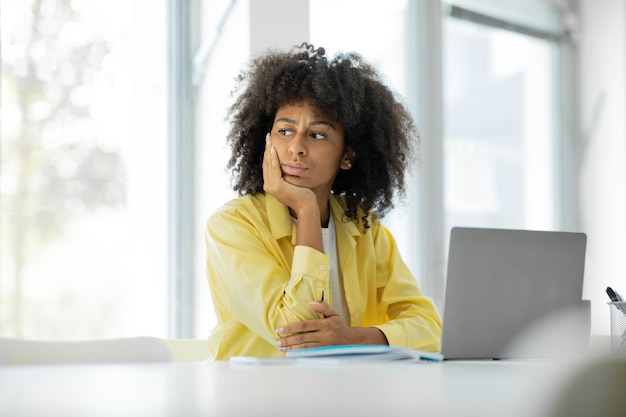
[606,286,623,302]
[607,287,626,314]
[606,286,626,310]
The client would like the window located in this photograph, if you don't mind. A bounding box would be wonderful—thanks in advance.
[433,0,574,310]
[1,0,168,339]
[443,17,558,234]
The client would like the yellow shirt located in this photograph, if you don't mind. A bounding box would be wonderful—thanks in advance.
[205,193,442,360]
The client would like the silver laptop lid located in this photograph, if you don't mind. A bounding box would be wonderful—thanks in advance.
[441,227,587,360]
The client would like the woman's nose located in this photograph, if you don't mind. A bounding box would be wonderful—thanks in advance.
[288,133,307,156]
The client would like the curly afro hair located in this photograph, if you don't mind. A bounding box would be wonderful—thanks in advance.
[225,43,419,231]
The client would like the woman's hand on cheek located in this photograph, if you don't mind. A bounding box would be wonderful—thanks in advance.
[262,133,316,210]
[262,133,283,194]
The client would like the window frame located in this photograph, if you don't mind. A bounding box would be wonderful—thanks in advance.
[168,0,199,338]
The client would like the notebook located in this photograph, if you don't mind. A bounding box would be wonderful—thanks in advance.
[285,344,444,362]
[440,227,587,360]
[230,345,443,366]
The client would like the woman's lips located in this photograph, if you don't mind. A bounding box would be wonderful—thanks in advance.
[282,163,308,176]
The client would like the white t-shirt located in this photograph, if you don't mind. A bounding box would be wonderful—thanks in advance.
[321,215,351,325]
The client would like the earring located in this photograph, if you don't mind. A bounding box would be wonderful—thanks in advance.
[346,161,352,169]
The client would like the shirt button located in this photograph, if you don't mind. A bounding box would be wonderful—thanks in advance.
[319,264,325,270]
[352,312,360,319]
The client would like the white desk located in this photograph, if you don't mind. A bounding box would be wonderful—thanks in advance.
[0,359,568,417]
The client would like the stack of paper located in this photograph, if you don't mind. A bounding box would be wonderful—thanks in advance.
[287,345,443,362]
[230,345,443,365]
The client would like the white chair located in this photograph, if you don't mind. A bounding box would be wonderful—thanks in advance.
[0,336,172,365]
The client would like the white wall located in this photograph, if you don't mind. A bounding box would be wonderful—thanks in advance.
[578,0,626,334]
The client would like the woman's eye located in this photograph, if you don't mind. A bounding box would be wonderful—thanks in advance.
[311,132,326,140]
[278,128,292,136]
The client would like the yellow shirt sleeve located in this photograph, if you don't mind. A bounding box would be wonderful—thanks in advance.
[205,196,331,358]
[368,223,442,352]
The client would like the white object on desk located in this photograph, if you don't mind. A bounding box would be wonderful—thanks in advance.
[546,355,626,417]
[0,336,172,365]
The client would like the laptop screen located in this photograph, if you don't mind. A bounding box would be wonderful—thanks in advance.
[441,227,587,360]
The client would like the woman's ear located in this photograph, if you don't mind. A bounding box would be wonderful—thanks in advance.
[341,148,355,170]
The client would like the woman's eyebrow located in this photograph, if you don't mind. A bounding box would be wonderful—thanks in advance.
[275,117,336,130]
[275,117,297,125]
[309,120,337,130]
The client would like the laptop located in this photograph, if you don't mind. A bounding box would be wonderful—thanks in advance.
[440,227,587,360]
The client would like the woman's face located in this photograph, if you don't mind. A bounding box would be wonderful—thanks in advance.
[269,99,352,199]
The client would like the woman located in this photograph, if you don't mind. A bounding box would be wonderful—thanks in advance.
[205,43,441,360]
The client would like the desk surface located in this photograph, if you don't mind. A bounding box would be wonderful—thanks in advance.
[0,359,567,417]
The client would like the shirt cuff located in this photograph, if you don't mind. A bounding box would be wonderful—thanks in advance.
[291,245,330,280]
[291,245,330,304]
[374,323,405,348]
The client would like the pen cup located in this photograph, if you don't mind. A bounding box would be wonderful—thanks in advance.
[608,301,626,354]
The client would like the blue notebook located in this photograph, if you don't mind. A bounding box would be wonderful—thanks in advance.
[285,344,443,362]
